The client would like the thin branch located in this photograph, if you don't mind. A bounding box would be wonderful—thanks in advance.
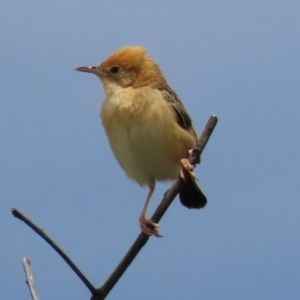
[12,114,218,300]
[12,209,96,294]
[93,114,218,299]
[23,258,39,300]
[189,114,219,165]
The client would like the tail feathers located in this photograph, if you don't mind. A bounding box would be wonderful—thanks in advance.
[179,179,207,209]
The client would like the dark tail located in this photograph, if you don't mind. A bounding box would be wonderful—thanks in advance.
[179,179,207,209]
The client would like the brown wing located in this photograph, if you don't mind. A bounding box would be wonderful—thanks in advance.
[158,86,197,138]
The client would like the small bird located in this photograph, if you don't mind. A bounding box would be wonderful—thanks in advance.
[75,46,207,237]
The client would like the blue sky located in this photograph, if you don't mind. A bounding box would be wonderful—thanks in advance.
[1,1,300,299]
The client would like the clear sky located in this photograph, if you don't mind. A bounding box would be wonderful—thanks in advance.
[1,1,300,299]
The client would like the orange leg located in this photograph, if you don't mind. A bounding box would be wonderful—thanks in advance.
[139,182,162,237]
[180,158,197,181]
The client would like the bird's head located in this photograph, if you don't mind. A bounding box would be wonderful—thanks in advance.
[75,46,167,94]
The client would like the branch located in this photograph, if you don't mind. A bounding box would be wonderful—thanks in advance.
[23,258,39,300]
[12,209,96,294]
[12,114,218,300]
[93,114,218,299]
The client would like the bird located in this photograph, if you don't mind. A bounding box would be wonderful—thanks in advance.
[75,46,207,237]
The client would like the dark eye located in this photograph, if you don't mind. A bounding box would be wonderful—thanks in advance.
[110,65,120,74]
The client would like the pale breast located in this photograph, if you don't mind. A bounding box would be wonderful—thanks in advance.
[100,87,195,186]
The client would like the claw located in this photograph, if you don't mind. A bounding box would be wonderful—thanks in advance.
[139,217,162,237]
[180,158,197,181]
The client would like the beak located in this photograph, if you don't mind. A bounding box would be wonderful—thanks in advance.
[74,66,99,75]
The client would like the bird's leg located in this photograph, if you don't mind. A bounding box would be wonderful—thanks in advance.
[139,183,162,237]
[180,158,197,181]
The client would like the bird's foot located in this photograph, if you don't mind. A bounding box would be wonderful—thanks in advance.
[139,216,162,237]
[180,158,197,181]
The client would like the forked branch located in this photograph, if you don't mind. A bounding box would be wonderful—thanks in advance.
[12,115,218,300]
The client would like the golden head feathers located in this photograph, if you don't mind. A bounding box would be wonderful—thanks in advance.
[100,46,168,88]
[99,46,147,73]
[75,46,167,89]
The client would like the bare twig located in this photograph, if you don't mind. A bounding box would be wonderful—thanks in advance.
[12,209,96,294]
[12,114,218,300]
[23,258,39,300]
[93,114,218,299]
[189,114,218,165]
